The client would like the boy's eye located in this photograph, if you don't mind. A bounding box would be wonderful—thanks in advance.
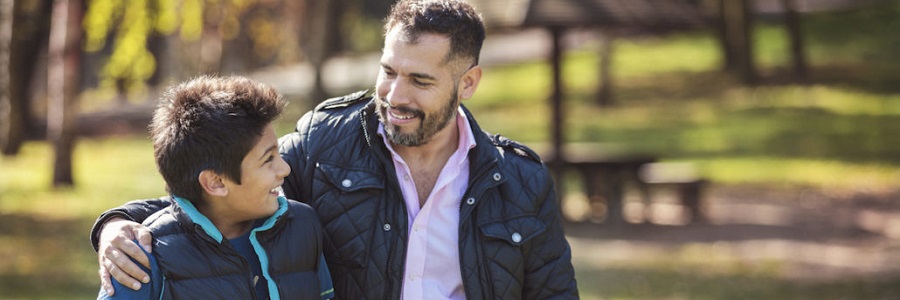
[264,155,274,163]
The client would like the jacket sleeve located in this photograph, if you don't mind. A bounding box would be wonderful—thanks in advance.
[278,110,314,204]
[524,167,580,299]
[89,198,173,252]
[96,243,162,299]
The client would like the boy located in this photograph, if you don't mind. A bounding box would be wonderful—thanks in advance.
[97,75,334,300]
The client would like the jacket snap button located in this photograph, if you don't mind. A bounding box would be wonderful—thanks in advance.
[466,197,475,205]
[383,223,391,231]
[511,232,522,243]
[341,179,352,187]
[492,173,502,181]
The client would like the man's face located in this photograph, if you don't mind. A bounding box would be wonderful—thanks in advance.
[374,28,462,147]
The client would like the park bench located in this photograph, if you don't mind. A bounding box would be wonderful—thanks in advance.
[638,162,708,224]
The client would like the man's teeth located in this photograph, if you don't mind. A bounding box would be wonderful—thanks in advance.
[391,111,413,120]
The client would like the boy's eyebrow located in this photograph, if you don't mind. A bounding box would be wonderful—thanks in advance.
[258,145,278,162]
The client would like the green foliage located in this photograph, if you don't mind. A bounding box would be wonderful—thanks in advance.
[82,0,269,95]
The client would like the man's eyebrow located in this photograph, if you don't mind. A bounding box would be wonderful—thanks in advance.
[409,72,436,81]
[381,63,436,81]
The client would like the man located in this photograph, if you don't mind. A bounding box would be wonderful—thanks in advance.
[92,0,579,299]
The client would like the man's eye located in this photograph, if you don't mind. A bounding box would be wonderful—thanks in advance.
[413,79,430,87]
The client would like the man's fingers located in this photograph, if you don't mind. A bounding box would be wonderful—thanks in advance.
[109,246,150,285]
[105,258,142,291]
[99,263,114,296]
[135,226,153,254]
[111,234,151,270]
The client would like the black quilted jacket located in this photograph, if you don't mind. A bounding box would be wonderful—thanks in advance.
[90,91,579,299]
[279,91,578,299]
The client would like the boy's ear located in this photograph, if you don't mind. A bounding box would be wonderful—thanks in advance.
[198,170,229,197]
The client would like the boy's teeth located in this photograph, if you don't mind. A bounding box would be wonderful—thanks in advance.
[271,187,284,195]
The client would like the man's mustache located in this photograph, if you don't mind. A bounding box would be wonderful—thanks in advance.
[377,98,426,119]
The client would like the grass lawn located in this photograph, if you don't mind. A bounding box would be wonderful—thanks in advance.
[2,0,900,298]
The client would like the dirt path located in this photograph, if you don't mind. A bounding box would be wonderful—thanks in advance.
[564,184,900,283]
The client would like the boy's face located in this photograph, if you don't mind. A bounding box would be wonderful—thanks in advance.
[220,124,290,220]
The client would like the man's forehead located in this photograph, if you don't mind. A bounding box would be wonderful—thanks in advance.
[382,30,451,69]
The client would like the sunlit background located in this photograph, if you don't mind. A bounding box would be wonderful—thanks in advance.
[2,0,900,299]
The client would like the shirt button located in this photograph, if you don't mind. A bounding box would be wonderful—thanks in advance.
[466,197,475,205]
[404,174,410,181]
[341,179,352,187]
[511,232,522,243]
[383,223,392,231]
[492,172,502,181]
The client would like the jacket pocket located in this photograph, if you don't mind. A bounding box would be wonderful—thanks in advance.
[317,162,385,193]
[479,215,546,246]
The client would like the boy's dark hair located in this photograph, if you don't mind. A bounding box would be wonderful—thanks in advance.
[150,75,285,203]
[384,0,485,68]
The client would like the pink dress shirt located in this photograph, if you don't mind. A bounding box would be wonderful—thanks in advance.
[378,107,476,300]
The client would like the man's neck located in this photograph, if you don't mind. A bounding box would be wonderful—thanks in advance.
[392,123,459,170]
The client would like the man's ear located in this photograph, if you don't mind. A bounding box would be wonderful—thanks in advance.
[458,65,482,100]
[198,170,229,197]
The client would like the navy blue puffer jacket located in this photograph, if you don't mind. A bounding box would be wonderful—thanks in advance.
[278,91,579,299]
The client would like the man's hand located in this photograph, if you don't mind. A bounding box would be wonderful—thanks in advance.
[97,217,152,296]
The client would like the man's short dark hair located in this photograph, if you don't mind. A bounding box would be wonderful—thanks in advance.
[384,0,486,68]
[150,75,285,202]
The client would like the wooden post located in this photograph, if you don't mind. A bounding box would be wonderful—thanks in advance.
[721,0,757,84]
[783,0,807,81]
[595,29,614,106]
[548,26,566,216]
[549,27,564,163]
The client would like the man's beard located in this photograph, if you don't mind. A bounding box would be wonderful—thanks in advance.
[375,89,459,147]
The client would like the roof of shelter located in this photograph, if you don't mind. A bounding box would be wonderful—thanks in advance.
[470,0,708,31]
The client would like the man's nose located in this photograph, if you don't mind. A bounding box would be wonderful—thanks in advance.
[385,79,411,107]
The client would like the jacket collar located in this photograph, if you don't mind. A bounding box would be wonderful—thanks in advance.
[171,196,291,243]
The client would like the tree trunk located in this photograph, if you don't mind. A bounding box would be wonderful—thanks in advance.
[3,0,51,155]
[47,0,82,187]
[783,0,807,81]
[0,0,13,155]
[302,0,341,101]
